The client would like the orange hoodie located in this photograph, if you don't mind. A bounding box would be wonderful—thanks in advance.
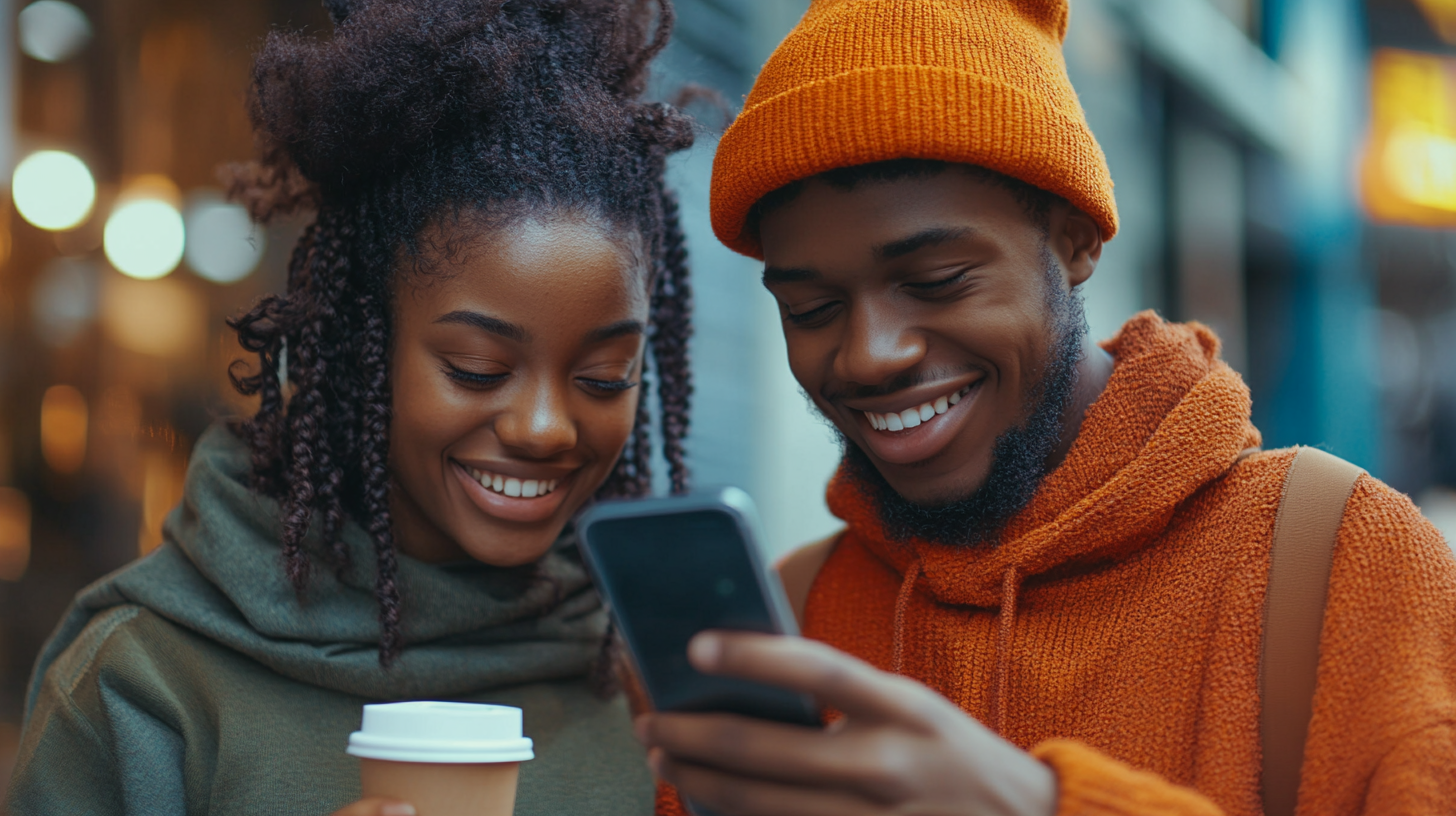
[657,313,1456,816]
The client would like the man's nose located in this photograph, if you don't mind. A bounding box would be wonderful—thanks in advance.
[492,379,578,457]
[832,303,927,389]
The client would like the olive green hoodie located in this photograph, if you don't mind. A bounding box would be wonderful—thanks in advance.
[5,425,653,815]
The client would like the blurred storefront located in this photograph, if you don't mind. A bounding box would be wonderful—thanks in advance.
[0,0,327,791]
[0,0,1452,798]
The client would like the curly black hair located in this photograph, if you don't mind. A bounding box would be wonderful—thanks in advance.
[225,0,694,666]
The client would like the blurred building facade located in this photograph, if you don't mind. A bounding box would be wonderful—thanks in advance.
[0,0,1453,798]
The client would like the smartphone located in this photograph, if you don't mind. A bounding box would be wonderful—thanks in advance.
[577,487,820,727]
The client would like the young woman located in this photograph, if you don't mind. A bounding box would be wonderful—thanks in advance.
[6,1,693,814]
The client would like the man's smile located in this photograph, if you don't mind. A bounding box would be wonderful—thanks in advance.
[842,377,986,467]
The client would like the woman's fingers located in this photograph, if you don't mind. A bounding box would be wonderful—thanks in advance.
[689,631,950,727]
[651,748,881,816]
[328,798,417,816]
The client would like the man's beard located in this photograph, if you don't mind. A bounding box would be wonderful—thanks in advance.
[837,255,1088,547]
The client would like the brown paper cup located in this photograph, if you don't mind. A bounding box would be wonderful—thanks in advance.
[359,758,520,816]
[348,702,534,816]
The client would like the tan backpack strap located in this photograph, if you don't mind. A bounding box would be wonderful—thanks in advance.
[1261,447,1363,816]
[775,529,843,628]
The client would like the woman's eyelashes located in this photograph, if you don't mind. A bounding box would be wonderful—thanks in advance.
[444,363,637,394]
[444,363,508,388]
[577,377,639,394]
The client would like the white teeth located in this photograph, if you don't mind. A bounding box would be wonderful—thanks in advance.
[468,467,559,498]
[862,384,975,433]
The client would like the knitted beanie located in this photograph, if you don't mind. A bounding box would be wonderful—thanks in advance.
[709,0,1119,259]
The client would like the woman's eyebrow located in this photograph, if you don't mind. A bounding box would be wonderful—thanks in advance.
[434,310,528,342]
[585,319,645,344]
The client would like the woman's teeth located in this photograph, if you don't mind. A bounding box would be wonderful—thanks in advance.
[468,467,559,498]
[863,385,972,432]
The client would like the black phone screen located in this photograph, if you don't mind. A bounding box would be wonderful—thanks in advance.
[585,508,820,726]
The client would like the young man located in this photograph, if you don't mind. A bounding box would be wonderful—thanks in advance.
[639,1,1456,814]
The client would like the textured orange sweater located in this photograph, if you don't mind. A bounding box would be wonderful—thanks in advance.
[658,313,1456,815]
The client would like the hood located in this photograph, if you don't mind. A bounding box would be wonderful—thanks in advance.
[27,424,605,712]
[827,312,1262,609]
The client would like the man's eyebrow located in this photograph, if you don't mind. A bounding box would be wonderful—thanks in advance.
[434,311,529,342]
[874,226,973,261]
[762,266,820,285]
[584,319,645,344]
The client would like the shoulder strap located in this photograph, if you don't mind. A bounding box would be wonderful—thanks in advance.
[1261,446,1364,816]
[775,529,843,628]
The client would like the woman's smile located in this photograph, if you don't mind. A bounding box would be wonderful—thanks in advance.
[449,458,576,524]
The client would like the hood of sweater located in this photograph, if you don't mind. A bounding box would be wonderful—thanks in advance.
[826,312,1262,609]
[27,424,606,713]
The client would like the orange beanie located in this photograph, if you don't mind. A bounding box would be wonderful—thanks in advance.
[709,0,1119,259]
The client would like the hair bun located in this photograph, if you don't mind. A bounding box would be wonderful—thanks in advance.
[232,0,691,218]
[247,0,545,195]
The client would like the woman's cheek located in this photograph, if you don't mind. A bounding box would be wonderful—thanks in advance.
[598,396,641,460]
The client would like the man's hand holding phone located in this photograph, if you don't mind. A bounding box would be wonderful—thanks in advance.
[635,631,1058,816]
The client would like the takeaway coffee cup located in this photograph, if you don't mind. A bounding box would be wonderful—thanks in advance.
[347,702,534,816]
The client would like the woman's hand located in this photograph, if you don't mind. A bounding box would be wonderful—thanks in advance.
[635,631,1057,816]
[330,798,417,816]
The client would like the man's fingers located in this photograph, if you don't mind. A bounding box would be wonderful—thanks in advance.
[690,631,945,726]
[329,798,416,816]
[652,749,880,816]
[639,711,916,797]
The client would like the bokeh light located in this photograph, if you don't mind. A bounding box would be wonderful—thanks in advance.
[30,257,100,347]
[12,150,96,231]
[40,384,88,475]
[100,274,206,358]
[18,0,91,63]
[185,196,265,284]
[104,198,186,280]
[1383,125,1456,211]
[1361,49,1456,225]
[0,488,32,582]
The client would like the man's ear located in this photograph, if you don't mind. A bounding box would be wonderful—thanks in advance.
[1049,204,1103,288]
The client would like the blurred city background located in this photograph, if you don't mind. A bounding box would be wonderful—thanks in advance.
[0,0,1455,798]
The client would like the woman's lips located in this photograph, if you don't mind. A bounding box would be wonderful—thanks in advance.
[451,460,572,524]
[853,380,983,466]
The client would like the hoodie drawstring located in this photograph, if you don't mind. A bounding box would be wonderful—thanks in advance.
[891,560,922,675]
[989,566,1021,734]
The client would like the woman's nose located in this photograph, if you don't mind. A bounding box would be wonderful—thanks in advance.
[492,381,578,457]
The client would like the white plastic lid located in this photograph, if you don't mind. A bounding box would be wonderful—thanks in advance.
[347,702,534,764]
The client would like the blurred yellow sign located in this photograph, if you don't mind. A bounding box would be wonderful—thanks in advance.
[1362,49,1456,225]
